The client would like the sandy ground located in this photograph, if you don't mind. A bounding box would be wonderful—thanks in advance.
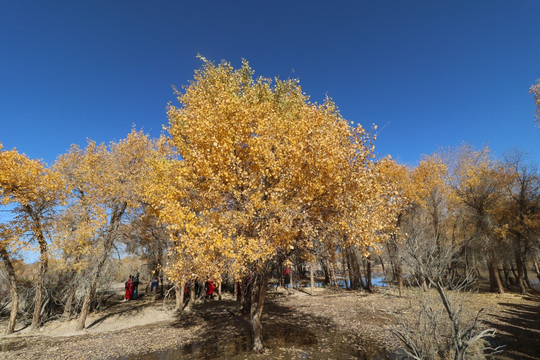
[0,285,539,359]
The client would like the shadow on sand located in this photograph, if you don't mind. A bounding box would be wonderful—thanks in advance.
[483,294,540,360]
[123,293,393,359]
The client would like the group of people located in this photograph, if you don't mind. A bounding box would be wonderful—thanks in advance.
[124,272,140,301]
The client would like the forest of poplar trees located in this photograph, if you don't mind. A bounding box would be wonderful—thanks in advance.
[1,59,539,359]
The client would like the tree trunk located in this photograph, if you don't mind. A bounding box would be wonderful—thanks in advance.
[250,272,268,352]
[515,253,527,293]
[241,276,252,313]
[523,261,532,289]
[329,262,338,288]
[32,228,48,330]
[76,203,126,331]
[534,259,540,283]
[184,280,196,312]
[345,247,361,289]
[1,245,19,335]
[365,254,373,291]
[63,284,75,320]
[176,280,186,311]
[487,259,504,294]
[378,255,389,288]
[310,262,315,295]
[387,236,403,296]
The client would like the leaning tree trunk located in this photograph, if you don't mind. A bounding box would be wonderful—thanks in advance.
[76,203,126,331]
[1,244,19,335]
[76,246,108,331]
[487,258,504,294]
[63,284,75,320]
[250,272,268,352]
[32,226,49,330]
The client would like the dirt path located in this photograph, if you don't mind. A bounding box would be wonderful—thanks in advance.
[0,287,538,359]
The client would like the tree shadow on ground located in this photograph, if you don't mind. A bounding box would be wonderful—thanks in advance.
[483,294,540,360]
[158,293,391,360]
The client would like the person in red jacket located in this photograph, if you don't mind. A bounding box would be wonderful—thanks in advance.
[124,275,133,301]
[206,280,216,299]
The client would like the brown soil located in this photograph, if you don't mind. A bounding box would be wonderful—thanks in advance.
[0,286,538,359]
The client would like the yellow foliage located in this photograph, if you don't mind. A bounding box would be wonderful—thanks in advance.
[147,58,399,281]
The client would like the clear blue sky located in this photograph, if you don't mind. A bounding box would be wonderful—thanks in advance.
[1,0,539,167]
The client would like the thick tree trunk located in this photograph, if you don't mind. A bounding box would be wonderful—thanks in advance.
[174,281,185,312]
[365,255,373,291]
[77,280,96,331]
[32,229,48,330]
[321,260,330,286]
[1,245,19,335]
[250,273,268,352]
[345,247,361,289]
[241,277,252,313]
[515,253,527,293]
[487,259,504,294]
[63,283,75,320]
[184,280,196,312]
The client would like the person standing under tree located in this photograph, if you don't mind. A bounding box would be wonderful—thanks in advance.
[124,275,133,302]
[133,272,140,299]
[284,267,291,289]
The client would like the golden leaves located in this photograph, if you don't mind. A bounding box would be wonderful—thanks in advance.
[147,58,399,281]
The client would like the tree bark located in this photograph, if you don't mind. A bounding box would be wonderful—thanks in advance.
[76,203,126,331]
[534,259,540,283]
[32,225,48,330]
[250,272,268,352]
[1,244,19,335]
[174,281,184,312]
[515,253,527,293]
[310,262,315,295]
[63,284,75,320]
[365,254,373,291]
[487,259,504,294]
[184,279,196,312]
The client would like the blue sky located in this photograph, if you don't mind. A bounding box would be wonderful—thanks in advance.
[1,0,539,167]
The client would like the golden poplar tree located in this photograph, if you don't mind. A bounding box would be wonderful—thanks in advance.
[148,58,397,351]
[0,143,65,331]
[54,130,163,330]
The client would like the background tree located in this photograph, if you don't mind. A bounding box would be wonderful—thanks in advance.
[499,150,540,292]
[0,143,65,330]
[446,145,511,293]
[54,130,162,330]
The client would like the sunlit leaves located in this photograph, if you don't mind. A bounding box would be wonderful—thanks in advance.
[148,58,398,282]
